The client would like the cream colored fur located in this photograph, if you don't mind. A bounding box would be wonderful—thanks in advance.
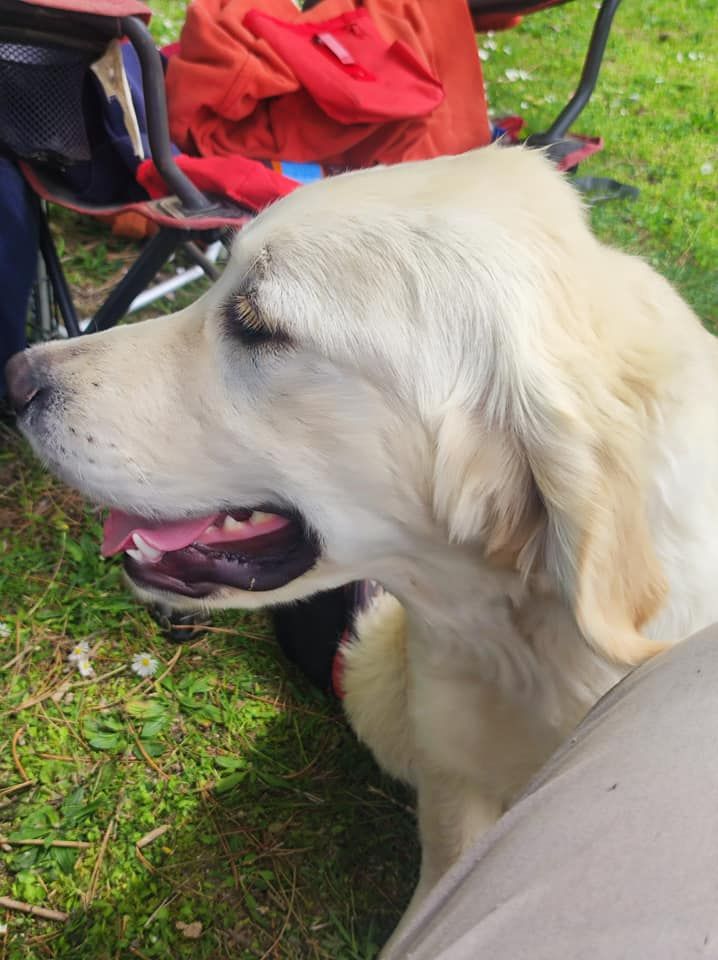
[16,145,718,954]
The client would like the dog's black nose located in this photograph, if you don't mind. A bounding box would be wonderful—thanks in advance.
[5,351,42,414]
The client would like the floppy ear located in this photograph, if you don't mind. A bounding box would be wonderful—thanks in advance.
[427,144,668,666]
[526,414,668,666]
[573,501,667,666]
[433,394,668,667]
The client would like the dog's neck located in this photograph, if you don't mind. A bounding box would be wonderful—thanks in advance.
[374,540,623,720]
[375,542,531,655]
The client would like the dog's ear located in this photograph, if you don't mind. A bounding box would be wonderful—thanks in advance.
[433,391,668,667]
[525,411,668,666]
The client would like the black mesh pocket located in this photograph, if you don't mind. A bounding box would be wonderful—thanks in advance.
[0,41,94,165]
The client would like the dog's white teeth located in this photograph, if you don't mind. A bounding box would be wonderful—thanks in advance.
[249,511,273,525]
[222,516,247,532]
[203,524,219,536]
[131,533,163,563]
[125,548,144,563]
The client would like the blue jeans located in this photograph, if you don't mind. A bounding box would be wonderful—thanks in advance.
[0,158,37,398]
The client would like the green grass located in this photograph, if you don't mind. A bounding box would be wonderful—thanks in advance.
[1,0,716,957]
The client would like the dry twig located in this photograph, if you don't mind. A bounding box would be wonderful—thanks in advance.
[257,867,297,960]
[0,780,33,800]
[0,644,40,673]
[9,679,70,715]
[0,897,67,922]
[0,837,90,850]
[84,794,123,907]
[135,824,170,850]
[11,727,29,782]
[128,723,168,780]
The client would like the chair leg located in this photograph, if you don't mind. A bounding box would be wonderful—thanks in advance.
[527,0,622,146]
[32,250,55,339]
[33,195,82,338]
[86,227,185,333]
[182,240,222,281]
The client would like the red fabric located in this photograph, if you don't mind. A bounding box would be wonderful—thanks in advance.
[17,0,150,19]
[555,134,604,171]
[493,115,526,141]
[136,153,299,213]
[166,0,491,168]
[21,160,253,231]
[160,41,181,58]
[470,0,571,26]
[472,12,522,30]
[244,8,444,124]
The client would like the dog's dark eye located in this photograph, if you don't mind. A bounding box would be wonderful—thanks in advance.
[234,297,273,346]
[223,296,289,349]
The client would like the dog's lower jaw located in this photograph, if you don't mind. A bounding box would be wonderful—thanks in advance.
[122,555,358,614]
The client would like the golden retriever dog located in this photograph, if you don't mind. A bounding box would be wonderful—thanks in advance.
[8,144,718,954]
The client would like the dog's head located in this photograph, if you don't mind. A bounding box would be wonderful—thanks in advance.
[8,145,670,665]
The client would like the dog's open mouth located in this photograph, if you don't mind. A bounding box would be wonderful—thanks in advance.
[101,508,319,599]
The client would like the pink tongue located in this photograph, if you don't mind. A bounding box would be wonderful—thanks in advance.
[102,511,216,557]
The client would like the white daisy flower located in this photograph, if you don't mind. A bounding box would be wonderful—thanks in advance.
[76,657,95,679]
[0,622,11,638]
[68,640,90,664]
[131,652,159,678]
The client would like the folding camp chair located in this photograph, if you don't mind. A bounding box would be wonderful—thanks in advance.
[0,0,622,342]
